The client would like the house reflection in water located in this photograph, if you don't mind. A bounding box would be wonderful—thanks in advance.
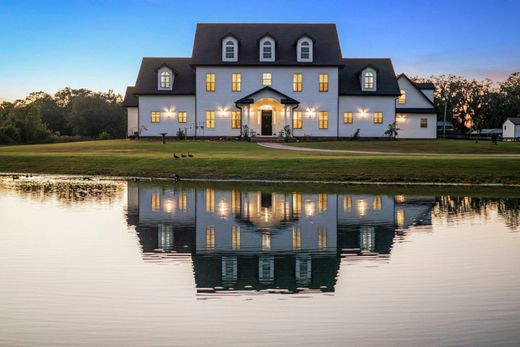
[126,182,434,294]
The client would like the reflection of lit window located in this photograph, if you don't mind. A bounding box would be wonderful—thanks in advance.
[296,255,312,285]
[360,225,375,253]
[158,224,174,251]
[395,195,405,203]
[305,200,315,217]
[292,192,302,217]
[292,227,301,250]
[232,225,240,250]
[178,192,187,212]
[344,195,352,212]
[206,225,215,250]
[258,256,274,284]
[318,193,328,212]
[396,208,405,227]
[318,226,327,250]
[231,190,241,214]
[373,196,382,210]
[221,256,237,285]
[205,188,214,213]
[152,192,161,212]
[357,199,368,216]
[262,232,271,251]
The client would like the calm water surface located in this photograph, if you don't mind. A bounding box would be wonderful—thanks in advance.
[0,177,519,346]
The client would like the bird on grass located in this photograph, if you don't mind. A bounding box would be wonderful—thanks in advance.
[188,152,194,157]
[181,153,187,158]
[173,153,180,159]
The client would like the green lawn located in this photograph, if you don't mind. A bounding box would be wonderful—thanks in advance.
[288,139,520,154]
[0,139,519,184]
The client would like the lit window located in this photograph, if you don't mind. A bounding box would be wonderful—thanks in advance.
[373,112,383,124]
[293,111,303,129]
[231,111,241,129]
[318,226,327,250]
[301,41,310,59]
[151,111,160,123]
[292,227,301,250]
[364,71,374,89]
[232,225,240,250]
[319,73,328,92]
[160,71,170,88]
[292,192,302,218]
[178,111,187,123]
[205,225,215,250]
[398,90,406,104]
[262,232,271,251]
[151,192,161,212]
[206,73,215,92]
[263,41,272,59]
[297,38,313,62]
[344,112,353,124]
[263,73,272,86]
[231,73,241,92]
[318,193,328,212]
[205,188,214,212]
[206,111,215,128]
[319,111,328,129]
[420,118,428,128]
[225,40,235,59]
[293,73,302,92]
[231,190,241,214]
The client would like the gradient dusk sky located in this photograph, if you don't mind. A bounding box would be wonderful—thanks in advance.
[1,0,519,101]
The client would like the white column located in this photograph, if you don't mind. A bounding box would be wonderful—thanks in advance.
[283,105,287,128]
[247,105,251,132]
[289,106,294,137]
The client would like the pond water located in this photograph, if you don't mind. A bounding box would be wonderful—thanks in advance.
[0,177,519,346]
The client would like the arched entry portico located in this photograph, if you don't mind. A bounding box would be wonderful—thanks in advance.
[235,86,299,137]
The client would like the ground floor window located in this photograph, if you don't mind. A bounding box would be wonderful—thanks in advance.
[420,118,428,128]
[373,112,383,124]
[206,111,215,128]
[293,111,303,129]
[263,73,272,86]
[178,111,187,123]
[319,111,328,129]
[344,112,353,124]
[151,111,160,123]
[231,111,241,129]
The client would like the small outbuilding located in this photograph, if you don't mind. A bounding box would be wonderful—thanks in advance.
[503,117,520,140]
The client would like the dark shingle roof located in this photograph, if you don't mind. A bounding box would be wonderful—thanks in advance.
[235,86,299,105]
[339,58,400,96]
[507,117,520,125]
[191,23,343,66]
[414,82,435,90]
[122,86,138,107]
[133,57,195,95]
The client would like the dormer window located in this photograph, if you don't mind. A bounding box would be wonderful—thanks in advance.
[259,36,275,62]
[297,37,313,62]
[157,66,173,91]
[361,68,377,91]
[222,36,238,62]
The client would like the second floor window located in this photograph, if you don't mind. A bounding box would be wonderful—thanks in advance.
[398,90,406,104]
[206,111,215,128]
[151,111,160,123]
[293,111,303,129]
[178,111,187,123]
[206,73,215,92]
[263,41,272,59]
[373,112,383,124]
[160,72,170,88]
[301,41,310,59]
[225,40,235,59]
[263,73,272,86]
[319,73,329,92]
[231,111,241,129]
[293,73,302,92]
[231,73,241,92]
[344,112,353,124]
[364,72,375,89]
[319,111,328,129]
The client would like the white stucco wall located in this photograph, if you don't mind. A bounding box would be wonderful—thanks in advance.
[396,77,434,109]
[138,95,196,137]
[127,107,138,136]
[338,96,396,137]
[502,120,519,138]
[195,66,339,137]
[396,113,437,139]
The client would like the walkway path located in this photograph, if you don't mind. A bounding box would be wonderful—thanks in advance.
[258,142,520,157]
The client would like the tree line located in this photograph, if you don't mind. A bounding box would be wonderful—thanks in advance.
[413,72,520,132]
[0,88,126,144]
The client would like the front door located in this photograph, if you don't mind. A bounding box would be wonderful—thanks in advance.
[261,110,273,136]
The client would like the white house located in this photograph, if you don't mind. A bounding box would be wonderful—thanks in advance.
[123,23,437,139]
[503,117,520,139]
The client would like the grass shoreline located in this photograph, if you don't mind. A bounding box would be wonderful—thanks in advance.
[1,139,520,185]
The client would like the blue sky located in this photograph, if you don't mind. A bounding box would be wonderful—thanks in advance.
[1,0,519,101]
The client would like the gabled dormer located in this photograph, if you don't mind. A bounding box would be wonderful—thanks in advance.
[360,65,377,92]
[296,35,313,62]
[156,64,174,91]
[221,34,238,62]
[258,34,276,62]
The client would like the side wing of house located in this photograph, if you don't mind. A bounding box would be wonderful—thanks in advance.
[395,75,437,139]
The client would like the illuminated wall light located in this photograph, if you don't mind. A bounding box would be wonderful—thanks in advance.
[358,108,369,117]
[397,115,406,122]
[305,107,316,118]
[218,107,229,117]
